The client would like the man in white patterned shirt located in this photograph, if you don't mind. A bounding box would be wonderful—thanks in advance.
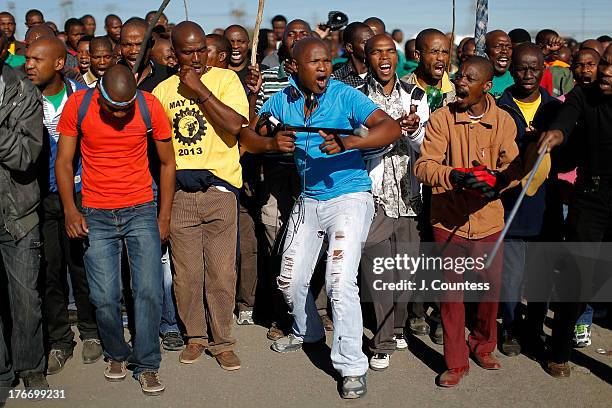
[357,34,429,371]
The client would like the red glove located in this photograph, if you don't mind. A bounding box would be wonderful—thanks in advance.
[463,161,502,200]
[468,165,497,188]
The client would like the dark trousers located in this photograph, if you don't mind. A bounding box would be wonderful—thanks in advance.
[361,209,419,354]
[529,183,612,363]
[259,161,328,325]
[0,227,45,383]
[410,187,440,324]
[237,202,258,312]
[434,228,502,369]
[41,193,98,350]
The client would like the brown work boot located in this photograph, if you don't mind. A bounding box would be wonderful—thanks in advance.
[438,366,469,387]
[472,352,501,370]
[545,361,571,378]
[215,351,241,371]
[138,371,165,396]
[267,323,284,341]
[321,314,334,331]
[104,360,127,382]
[179,343,206,364]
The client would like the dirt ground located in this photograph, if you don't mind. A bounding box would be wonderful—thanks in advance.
[3,319,611,408]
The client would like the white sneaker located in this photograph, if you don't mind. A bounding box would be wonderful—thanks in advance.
[394,334,408,350]
[237,310,254,325]
[369,353,390,370]
[573,324,592,348]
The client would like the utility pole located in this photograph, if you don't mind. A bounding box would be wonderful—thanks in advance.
[60,0,74,28]
[581,1,585,40]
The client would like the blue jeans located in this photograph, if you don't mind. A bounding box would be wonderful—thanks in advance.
[278,191,374,377]
[577,304,594,326]
[0,227,44,384]
[83,202,162,377]
[501,238,528,330]
[160,246,180,335]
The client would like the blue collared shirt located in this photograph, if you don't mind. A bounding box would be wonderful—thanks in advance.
[260,77,378,200]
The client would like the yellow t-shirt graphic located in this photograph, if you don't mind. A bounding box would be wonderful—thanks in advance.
[513,95,551,196]
[152,67,249,188]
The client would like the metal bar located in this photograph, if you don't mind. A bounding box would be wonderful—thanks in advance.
[485,144,548,269]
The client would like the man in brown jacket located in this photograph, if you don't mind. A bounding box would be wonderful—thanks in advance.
[415,56,521,387]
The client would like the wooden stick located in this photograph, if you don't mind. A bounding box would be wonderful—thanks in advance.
[183,0,189,21]
[250,0,265,66]
[450,0,456,72]
[132,0,172,74]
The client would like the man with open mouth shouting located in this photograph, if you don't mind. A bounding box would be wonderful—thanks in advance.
[357,33,430,372]
[401,28,456,344]
[486,30,515,99]
[239,37,400,399]
[224,24,259,87]
[416,56,522,388]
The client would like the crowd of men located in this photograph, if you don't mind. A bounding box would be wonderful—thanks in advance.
[0,6,611,401]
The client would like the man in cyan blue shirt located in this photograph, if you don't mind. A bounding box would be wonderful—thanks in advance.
[239,37,401,399]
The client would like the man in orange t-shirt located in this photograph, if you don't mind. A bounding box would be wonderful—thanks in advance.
[55,65,175,396]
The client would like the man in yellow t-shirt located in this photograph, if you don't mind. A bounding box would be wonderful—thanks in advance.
[152,21,248,372]
[496,43,561,364]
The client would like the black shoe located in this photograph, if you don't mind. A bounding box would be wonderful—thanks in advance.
[431,324,444,345]
[409,317,430,336]
[68,309,78,326]
[522,335,548,362]
[82,339,103,364]
[162,332,185,351]
[501,331,521,357]
[21,373,49,401]
[47,348,73,375]
[0,381,11,406]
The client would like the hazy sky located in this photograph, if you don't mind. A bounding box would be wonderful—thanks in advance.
[7,0,612,42]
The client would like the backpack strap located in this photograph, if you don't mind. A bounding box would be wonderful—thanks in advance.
[136,90,153,137]
[63,78,75,97]
[76,88,95,136]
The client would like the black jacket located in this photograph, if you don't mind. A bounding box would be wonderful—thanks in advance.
[0,63,44,240]
[550,83,612,177]
[497,86,562,236]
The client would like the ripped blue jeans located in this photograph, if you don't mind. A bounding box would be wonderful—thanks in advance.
[278,191,374,377]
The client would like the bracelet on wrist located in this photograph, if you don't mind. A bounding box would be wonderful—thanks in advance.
[195,92,212,104]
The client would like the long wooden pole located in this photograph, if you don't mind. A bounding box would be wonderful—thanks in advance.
[250,0,265,66]
[132,0,172,74]
[450,0,456,72]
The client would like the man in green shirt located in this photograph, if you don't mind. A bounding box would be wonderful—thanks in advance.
[486,30,515,99]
